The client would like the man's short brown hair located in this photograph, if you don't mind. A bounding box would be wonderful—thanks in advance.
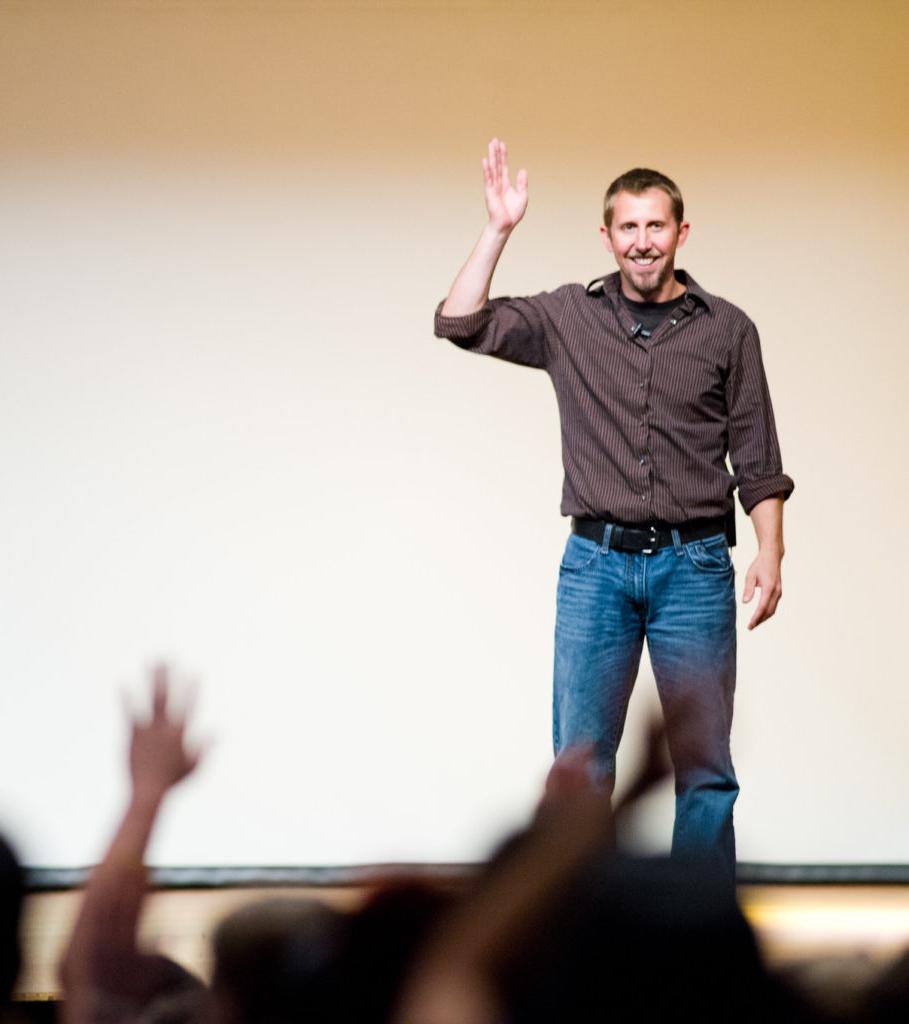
[603,169,684,228]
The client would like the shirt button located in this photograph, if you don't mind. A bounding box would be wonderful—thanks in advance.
[639,457,646,465]
[639,382,645,389]
[641,494,647,501]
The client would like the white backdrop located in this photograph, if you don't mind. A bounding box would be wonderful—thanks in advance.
[1,1,907,869]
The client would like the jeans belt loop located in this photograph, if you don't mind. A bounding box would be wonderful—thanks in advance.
[601,522,614,554]
[671,528,683,555]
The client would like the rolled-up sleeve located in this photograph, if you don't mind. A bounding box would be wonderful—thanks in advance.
[726,320,795,513]
[434,292,563,370]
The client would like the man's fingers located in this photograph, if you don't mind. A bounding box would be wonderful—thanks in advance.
[747,581,770,627]
[750,586,782,630]
[488,137,511,190]
[747,586,776,630]
[747,603,764,630]
[742,574,756,604]
[485,139,526,202]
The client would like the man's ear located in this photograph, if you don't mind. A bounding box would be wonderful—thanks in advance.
[676,220,691,248]
[599,224,615,254]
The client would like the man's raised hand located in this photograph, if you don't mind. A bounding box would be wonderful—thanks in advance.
[439,139,527,316]
[483,138,528,233]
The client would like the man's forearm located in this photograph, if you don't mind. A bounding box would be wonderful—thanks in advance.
[440,223,513,317]
[749,495,784,554]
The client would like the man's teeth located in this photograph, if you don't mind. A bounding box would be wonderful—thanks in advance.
[632,257,656,265]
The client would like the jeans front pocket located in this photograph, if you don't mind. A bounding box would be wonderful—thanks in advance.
[559,533,602,573]
[684,534,733,574]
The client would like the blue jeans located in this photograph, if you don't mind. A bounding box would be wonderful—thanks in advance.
[553,526,739,879]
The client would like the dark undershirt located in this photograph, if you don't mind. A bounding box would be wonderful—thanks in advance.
[620,292,687,338]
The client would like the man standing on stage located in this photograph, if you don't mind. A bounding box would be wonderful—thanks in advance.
[434,139,794,880]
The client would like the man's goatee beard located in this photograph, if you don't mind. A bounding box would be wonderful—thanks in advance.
[630,264,671,297]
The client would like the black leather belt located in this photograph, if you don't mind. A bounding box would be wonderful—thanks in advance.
[571,515,728,554]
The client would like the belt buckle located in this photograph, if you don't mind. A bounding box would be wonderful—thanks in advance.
[642,524,658,555]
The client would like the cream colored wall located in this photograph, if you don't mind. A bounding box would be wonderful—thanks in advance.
[0,0,906,866]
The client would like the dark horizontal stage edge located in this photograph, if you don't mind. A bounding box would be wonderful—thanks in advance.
[25,862,909,891]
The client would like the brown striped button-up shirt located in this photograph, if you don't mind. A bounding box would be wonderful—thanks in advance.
[434,270,794,524]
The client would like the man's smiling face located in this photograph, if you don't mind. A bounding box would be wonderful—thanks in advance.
[601,188,690,302]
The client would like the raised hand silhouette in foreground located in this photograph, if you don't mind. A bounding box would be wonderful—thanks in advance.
[60,665,205,1024]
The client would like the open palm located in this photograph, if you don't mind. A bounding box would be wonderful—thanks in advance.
[483,138,528,231]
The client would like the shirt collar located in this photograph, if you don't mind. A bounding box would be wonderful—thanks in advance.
[586,270,714,313]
